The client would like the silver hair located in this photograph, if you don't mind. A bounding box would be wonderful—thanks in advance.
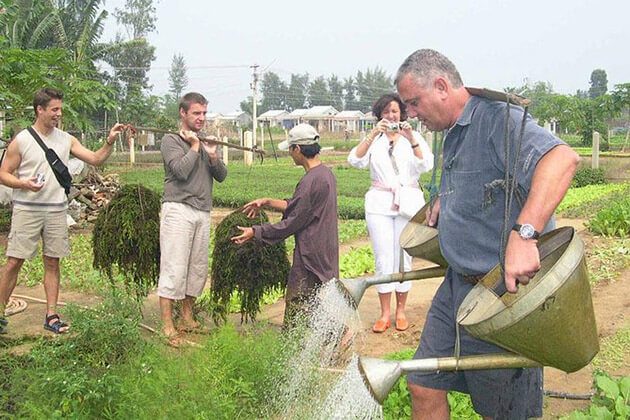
[395,49,464,88]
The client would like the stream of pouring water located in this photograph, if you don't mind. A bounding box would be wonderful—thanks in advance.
[270,281,383,419]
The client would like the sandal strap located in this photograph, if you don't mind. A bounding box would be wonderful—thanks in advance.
[45,313,61,323]
[44,314,68,333]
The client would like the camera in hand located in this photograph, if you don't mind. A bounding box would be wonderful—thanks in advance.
[36,173,45,184]
[387,122,400,131]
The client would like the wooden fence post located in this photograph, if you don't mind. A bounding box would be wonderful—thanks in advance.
[592,131,600,169]
[244,131,253,167]
[222,136,229,164]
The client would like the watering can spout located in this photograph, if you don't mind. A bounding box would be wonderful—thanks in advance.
[336,277,366,308]
[358,354,540,404]
[358,357,403,404]
[334,266,447,308]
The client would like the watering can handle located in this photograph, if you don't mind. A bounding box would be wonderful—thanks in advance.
[491,279,510,297]
[492,278,525,297]
[491,228,568,297]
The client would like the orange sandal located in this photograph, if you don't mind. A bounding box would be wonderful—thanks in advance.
[372,319,391,333]
[395,318,409,331]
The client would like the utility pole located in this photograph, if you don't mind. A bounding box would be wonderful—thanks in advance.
[250,64,259,148]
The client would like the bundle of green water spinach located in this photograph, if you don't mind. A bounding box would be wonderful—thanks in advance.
[211,209,290,324]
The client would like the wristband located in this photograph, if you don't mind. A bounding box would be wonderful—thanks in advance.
[411,143,419,148]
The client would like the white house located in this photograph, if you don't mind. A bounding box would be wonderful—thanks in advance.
[220,111,252,127]
[302,106,339,132]
[333,110,365,133]
[257,109,289,127]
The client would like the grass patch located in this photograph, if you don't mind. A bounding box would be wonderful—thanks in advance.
[338,219,367,243]
[108,156,438,220]
[0,234,114,293]
[586,237,630,285]
[592,325,630,371]
[0,294,288,419]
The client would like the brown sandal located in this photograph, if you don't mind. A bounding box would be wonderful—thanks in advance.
[395,318,409,331]
[372,319,391,333]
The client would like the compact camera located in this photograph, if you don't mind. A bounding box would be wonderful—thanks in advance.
[387,122,400,131]
[35,173,45,184]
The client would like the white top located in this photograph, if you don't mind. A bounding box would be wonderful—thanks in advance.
[348,131,434,216]
[12,127,71,211]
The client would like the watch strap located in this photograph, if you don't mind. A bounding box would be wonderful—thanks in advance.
[512,223,540,240]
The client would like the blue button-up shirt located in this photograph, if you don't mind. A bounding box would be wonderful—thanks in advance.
[438,96,564,275]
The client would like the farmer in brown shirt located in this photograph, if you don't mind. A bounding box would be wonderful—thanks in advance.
[231,124,339,325]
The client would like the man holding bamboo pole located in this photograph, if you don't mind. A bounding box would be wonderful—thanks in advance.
[157,92,227,346]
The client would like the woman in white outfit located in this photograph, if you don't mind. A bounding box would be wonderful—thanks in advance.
[347,93,433,333]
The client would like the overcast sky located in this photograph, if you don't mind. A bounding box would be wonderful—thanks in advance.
[102,0,629,113]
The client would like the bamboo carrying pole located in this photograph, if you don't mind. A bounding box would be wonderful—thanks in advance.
[133,126,266,157]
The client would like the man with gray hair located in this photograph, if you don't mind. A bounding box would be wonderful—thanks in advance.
[396,49,579,419]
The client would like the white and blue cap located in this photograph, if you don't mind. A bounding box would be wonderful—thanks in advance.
[278,123,320,151]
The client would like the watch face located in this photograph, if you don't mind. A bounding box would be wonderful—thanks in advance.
[520,224,535,239]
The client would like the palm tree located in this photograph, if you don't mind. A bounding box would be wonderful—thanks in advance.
[52,0,109,63]
[0,0,58,48]
[0,0,109,65]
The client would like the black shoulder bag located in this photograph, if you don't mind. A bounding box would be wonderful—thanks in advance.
[27,127,73,195]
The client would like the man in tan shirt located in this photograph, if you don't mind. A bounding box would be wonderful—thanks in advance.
[0,87,126,334]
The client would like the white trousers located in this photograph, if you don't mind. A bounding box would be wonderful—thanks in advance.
[366,213,412,294]
[157,202,211,300]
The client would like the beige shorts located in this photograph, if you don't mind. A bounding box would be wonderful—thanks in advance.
[157,202,211,300]
[6,209,70,260]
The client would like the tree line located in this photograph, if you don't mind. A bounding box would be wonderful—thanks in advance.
[506,71,629,148]
[239,67,394,116]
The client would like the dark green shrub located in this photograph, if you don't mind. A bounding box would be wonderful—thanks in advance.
[587,197,630,237]
[337,196,365,220]
[572,167,607,188]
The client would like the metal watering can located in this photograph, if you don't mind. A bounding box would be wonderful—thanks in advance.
[399,202,448,268]
[358,226,599,403]
[359,353,540,404]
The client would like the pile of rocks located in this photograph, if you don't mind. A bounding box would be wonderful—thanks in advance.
[68,169,122,226]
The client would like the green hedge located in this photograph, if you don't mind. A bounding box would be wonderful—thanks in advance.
[572,167,607,188]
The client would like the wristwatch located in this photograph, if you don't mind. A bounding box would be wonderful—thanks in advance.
[512,223,540,240]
